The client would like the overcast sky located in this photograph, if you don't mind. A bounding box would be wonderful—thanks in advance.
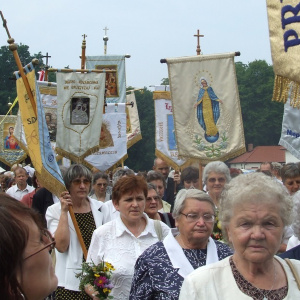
[1,1,272,89]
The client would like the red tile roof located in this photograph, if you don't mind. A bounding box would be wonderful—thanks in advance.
[228,146,286,164]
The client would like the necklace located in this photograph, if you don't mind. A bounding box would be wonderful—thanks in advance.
[234,258,277,300]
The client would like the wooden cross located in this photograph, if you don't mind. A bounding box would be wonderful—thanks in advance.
[194,29,204,55]
[42,52,51,67]
[82,34,87,40]
[103,26,109,36]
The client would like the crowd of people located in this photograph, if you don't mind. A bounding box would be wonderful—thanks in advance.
[1,158,300,299]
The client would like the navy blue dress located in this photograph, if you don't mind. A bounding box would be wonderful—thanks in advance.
[129,240,233,300]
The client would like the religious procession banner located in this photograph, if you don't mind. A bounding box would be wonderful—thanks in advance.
[15,62,65,196]
[38,81,58,143]
[86,55,127,103]
[153,90,190,170]
[126,91,142,148]
[84,103,127,171]
[266,1,300,106]
[279,95,300,160]
[55,72,106,162]
[166,53,245,163]
[0,115,27,167]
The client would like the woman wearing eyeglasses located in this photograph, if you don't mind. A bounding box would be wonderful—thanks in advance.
[130,189,233,300]
[46,164,104,299]
[89,171,111,202]
[144,183,175,228]
[0,194,58,299]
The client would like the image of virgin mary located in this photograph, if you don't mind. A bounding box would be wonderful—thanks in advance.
[195,77,222,142]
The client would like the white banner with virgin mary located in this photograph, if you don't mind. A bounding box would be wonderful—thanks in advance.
[55,72,106,162]
[166,52,245,163]
[84,103,127,171]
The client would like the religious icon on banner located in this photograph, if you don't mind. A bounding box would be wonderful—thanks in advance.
[70,98,90,125]
[3,124,20,150]
[95,65,118,98]
[194,77,223,143]
[44,110,57,142]
[99,121,114,149]
[126,106,132,134]
[167,114,177,151]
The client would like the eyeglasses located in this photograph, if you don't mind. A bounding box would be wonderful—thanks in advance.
[146,196,160,202]
[207,177,225,183]
[96,183,107,187]
[286,180,300,186]
[180,212,215,223]
[72,178,91,185]
[24,229,56,260]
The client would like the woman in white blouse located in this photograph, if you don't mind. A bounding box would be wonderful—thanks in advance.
[87,175,170,299]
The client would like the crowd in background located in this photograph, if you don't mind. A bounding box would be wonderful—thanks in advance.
[1,158,300,299]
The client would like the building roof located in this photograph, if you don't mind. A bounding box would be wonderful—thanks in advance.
[228,146,286,164]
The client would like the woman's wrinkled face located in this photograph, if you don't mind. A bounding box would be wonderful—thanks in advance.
[69,176,91,200]
[206,172,226,197]
[20,219,57,300]
[176,198,215,247]
[145,189,160,217]
[226,202,284,264]
[93,178,108,194]
[283,176,300,195]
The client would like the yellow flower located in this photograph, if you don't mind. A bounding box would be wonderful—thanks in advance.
[217,221,222,230]
[103,288,111,293]
[94,274,100,277]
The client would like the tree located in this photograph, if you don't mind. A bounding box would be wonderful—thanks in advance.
[0,44,44,115]
[235,60,283,147]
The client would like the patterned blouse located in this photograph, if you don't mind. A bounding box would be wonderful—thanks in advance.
[229,257,288,300]
[129,240,233,300]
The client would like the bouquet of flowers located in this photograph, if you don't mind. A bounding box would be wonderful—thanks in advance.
[76,259,115,299]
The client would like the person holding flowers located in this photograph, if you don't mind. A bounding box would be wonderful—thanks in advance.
[86,175,170,299]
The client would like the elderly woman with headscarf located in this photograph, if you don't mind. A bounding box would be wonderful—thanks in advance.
[179,172,300,300]
[46,164,105,299]
[129,189,233,300]
[87,175,170,300]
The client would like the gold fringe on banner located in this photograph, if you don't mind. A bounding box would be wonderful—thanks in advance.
[55,144,102,164]
[127,134,142,149]
[155,149,193,171]
[153,91,171,100]
[272,75,300,108]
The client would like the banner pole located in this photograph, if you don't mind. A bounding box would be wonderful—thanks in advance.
[1,11,88,260]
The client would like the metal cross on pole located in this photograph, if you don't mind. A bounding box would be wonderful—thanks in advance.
[194,29,204,56]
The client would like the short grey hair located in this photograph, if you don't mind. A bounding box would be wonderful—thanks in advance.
[203,161,231,184]
[219,172,294,243]
[172,189,216,219]
[64,164,93,192]
[147,182,158,194]
[112,168,135,186]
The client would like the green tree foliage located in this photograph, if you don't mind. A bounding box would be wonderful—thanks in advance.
[0,44,44,115]
[125,88,155,172]
[235,60,283,147]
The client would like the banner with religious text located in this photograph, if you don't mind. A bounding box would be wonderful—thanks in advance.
[15,62,65,196]
[0,115,27,167]
[266,0,300,106]
[166,53,245,163]
[55,72,106,162]
[153,91,190,170]
[126,91,142,148]
[279,95,300,160]
[84,103,127,171]
[86,55,127,103]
